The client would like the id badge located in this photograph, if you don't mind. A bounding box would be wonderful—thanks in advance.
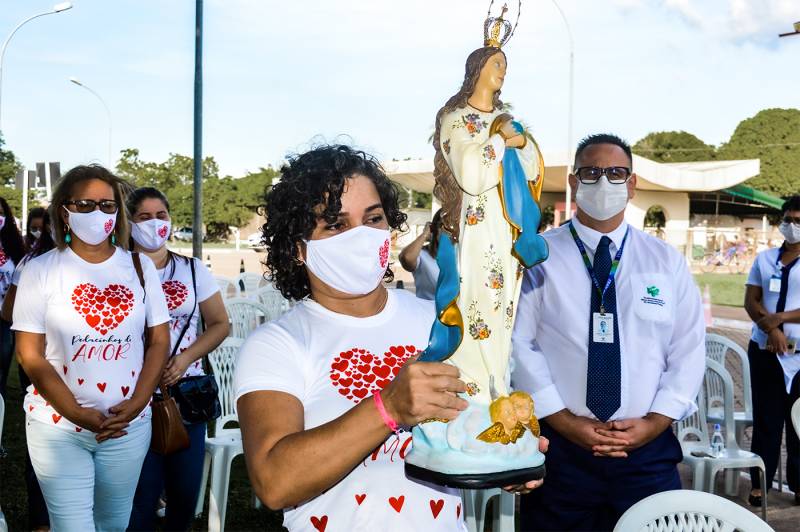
[592,312,614,344]
[769,275,782,293]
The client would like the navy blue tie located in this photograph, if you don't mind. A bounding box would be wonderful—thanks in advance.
[586,236,621,422]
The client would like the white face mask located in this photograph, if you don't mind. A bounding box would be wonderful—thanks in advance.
[304,225,391,295]
[575,177,630,221]
[132,219,171,251]
[64,207,117,246]
[780,222,800,244]
[30,229,42,240]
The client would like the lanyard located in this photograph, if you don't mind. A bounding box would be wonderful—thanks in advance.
[569,222,630,314]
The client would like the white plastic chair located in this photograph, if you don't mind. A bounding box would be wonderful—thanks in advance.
[215,276,241,299]
[224,298,268,340]
[461,488,514,532]
[0,398,7,532]
[678,359,767,522]
[704,334,753,444]
[613,489,774,532]
[792,398,800,439]
[237,272,266,298]
[194,338,244,532]
[254,285,292,322]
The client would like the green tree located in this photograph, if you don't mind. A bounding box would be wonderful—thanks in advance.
[633,131,716,162]
[717,108,800,197]
[0,133,21,188]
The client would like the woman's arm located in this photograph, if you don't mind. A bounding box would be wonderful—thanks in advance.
[744,285,769,325]
[16,331,108,432]
[162,293,230,387]
[239,360,467,510]
[1,285,16,322]
[398,223,430,273]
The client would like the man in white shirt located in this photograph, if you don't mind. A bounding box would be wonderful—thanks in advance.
[511,134,705,531]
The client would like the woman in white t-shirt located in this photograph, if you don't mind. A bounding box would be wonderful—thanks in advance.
[13,165,172,531]
[399,209,442,301]
[744,196,800,507]
[235,145,545,532]
[0,195,26,398]
[126,186,230,531]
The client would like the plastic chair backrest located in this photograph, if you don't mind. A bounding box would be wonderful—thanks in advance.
[705,333,752,416]
[255,286,292,322]
[215,276,241,299]
[705,359,740,451]
[237,272,264,297]
[613,489,773,532]
[792,398,800,439]
[208,337,244,434]
[224,298,268,340]
[676,385,710,447]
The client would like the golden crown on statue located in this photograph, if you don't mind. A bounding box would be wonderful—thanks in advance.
[483,0,521,48]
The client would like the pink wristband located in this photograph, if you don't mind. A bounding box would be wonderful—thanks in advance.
[373,391,400,434]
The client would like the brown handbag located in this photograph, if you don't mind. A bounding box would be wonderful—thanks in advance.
[132,252,190,455]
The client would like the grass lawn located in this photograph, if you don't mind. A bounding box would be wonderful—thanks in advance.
[0,360,285,531]
[693,273,747,307]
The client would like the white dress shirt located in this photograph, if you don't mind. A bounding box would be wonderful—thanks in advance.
[511,216,705,421]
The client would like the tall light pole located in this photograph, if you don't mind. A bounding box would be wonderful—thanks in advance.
[779,21,800,38]
[69,77,113,167]
[549,0,574,222]
[0,2,73,132]
[193,0,204,260]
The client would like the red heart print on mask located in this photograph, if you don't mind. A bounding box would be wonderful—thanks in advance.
[162,280,188,311]
[104,219,114,234]
[71,283,134,335]
[158,224,169,239]
[379,239,389,269]
[310,515,328,531]
[329,345,417,403]
[0,250,7,267]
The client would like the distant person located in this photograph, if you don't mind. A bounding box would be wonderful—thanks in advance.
[398,209,442,300]
[0,196,26,397]
[14,165,171,530]
[127,187,229,531]
[24,207,48,251]
[744,195,800,507]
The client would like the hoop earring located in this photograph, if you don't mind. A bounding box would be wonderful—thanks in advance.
[65,225,72,244]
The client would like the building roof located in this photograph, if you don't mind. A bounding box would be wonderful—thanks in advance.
[385,154,761,194]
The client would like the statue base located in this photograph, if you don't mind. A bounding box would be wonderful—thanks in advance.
[406,463,545,489]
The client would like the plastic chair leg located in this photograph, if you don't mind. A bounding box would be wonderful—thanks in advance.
[195,449,212,517]
[724,469,739,496]
[207,448,233,532]
[759,467,768,523]
[691,461,707,491]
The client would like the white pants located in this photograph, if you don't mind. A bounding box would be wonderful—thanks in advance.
[26,416,151,532]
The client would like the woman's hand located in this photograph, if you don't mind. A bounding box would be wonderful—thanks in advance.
[97,396,148,442]
[757,312,784,332]
[502,436,550,494]
[72,406,109,433]
[380,359,468,426]
[162,353,191,387]
[766,328,789,353]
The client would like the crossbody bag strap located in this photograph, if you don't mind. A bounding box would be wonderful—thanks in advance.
[170,257,197,360]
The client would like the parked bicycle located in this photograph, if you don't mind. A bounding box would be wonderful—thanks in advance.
[700,242,751,274]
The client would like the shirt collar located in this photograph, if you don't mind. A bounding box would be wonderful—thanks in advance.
[570,216,628,253]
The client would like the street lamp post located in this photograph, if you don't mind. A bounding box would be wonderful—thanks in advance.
[550,0,574,223]
[779,21,800,38]
[0,2,73,132]
[69,77,113,167]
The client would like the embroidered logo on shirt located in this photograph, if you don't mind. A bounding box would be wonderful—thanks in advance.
[647,285,660,297]
[71,283,135,335]
[641,285,666,307]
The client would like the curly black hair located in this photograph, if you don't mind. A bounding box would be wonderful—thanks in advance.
[262,144,407,301]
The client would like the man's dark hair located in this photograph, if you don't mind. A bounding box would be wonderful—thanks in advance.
[574,133,633,167]
[781,195,800,215]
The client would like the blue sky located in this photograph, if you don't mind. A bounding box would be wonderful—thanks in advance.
[0,0,798,177]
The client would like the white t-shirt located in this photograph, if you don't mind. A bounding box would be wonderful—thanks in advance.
[13,247,171,432]
[0,247,16,309]
[158,255,219,377]
[235,289,464,532]
[413,249,439,301]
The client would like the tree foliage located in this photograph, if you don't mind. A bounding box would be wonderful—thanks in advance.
[0,133,21,188]
[116,149,277,241]
[633,131,716,163]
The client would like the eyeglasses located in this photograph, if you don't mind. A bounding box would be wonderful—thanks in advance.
[574,166,632,185]
[783,216,800,225]
[63,199,119,214]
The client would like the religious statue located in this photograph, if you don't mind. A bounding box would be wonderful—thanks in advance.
[406,1,548,488]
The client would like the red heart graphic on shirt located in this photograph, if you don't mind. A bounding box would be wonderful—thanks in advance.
[63,365,68,375]
[310,515,328,531]
[457,503,461,519]
[355,493,366,506]
[162,280,188,311]
[104,219,114,234]
[52,413,62,424]
[71,283,134,335]
[75,427,83,432]
[97,382,107,393]
[430,499,444,519]
[158,224,169,239]
[388,495,405,513]
[121,386,130,397]
[78,378,84,385]
[329,345,417,403]
[28,405,34,412]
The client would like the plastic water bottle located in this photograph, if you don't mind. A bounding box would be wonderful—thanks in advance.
[711,423,725,457]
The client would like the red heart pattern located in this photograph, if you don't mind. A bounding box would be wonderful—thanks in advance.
[329,345,417,403]
[457,503,461,519]
[104,219,114,234]
[388,495,405,513]
[121,385,130,397]
[310,515,328,532]
[354,493,366,506]
[0,250,7,268]
[77,378,85,385]
[379,239,390,268]
[71,283,134,335]
[162,280,188,311]
[97,382,107,393]
[430,499,444,519]
[52,413,62,424]
[158,224,169,238]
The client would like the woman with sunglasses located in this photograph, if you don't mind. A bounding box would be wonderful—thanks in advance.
[126,186,229,531]
[744,195,800,507]
[0,196,26,398]
[13,165,171,530]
